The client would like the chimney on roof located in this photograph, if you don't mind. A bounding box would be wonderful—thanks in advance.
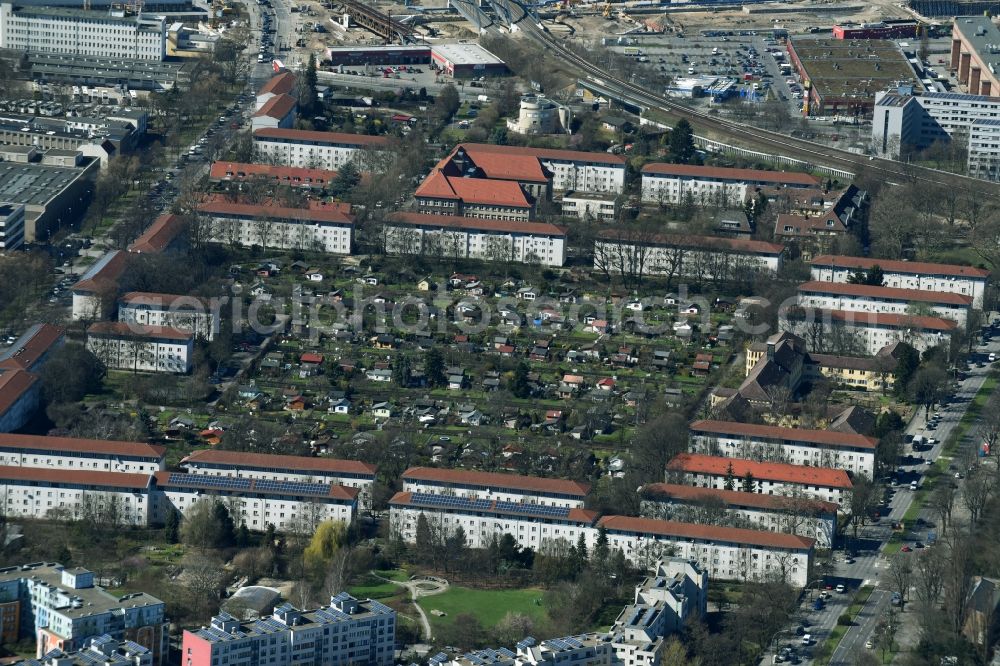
[766,341,775,360]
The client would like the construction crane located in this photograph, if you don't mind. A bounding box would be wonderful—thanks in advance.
[602,2,612,18]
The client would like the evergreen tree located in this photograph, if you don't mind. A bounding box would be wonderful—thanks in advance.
[723,462,736,491]
[393,354,412,387]
[330,161,360,197]
[668,118,695,164]
[299,54,319,115]
[510,361,531,398]
[236,522,251,547]
[425,347,446,387]
[576,532,588,563]
[213,502,236,548]
[415,513,434,563]
[264,523,277,550]
[740,471,757,493]
[164,508,180,544]
[594,526,610,565]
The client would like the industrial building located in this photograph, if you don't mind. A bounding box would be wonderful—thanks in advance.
[786,38,921,116]
[950,16,1000,96]
[0,4,167,61]
[832,20,919,39]
[0,159,98,242]
[430,43,507,78]
[26,53,193,91]
[324,44,430,66]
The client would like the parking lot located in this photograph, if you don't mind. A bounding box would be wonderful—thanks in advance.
[609,34,804,114]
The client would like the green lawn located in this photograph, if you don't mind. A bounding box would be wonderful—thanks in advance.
[421,586,547,630]
[349,575,404,601]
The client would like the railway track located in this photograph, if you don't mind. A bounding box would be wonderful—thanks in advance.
[491,2,1000,197]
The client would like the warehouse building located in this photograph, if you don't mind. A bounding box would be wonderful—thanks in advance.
[324,44,430,66]
[430,43,507,77]
[0,160,98,242]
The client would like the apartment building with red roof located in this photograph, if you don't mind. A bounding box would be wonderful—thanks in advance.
[86,322,194,374]
[688,419,877,478]
[128,213,187,255]
[71,250,130,321]
[414,169,536,221]
[797,280,973,327]
[596,515,814,586]
[384,212,567,267]
[252,128,391,170]
[0,324,64,433]
[197,197,354,254]
[0,433,164,473]
[256,71,297,110]
[209,161,340,191]
[641,163,820,206]
[119,292,218,341]
[666,452,853,507]
[641,482,838,548]
[401,466,591,508]
[810,254,990,309]
[251,93,297,132]
[594,229,783,280]
[782,307,958,356]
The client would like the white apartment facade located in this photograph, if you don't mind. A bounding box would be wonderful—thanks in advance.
[384,213,567,267]
[0,433,165,473]
[389,492,596,550]
[797,280,972,327]
[198,201,354,254]
[783,309,957,355]
[810,254,990,309]
[597,515,814,587]
[666,453,854,507]
[152,472,358,532]
[594,231,783,280]
[0,4,167,60]
[181,595,396,666]
[252,128,390,170]
[968,118,1000,181]
[179,449,376,510]
[401,466,590,508]
[640,163,819,205]
[560,192,618,222]
[119,292,218,341]
[0,467,153,525]
[688,419,877,478]
[0,203,25,251]
[539,154,626,194]
[641,483,838,548]
[86,322,193,374]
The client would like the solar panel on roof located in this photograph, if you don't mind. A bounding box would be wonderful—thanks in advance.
[168,474,252,491]
[516,638,536,650]
[255,478,331,496]
[565,637,583,648]
[368,600,394,615]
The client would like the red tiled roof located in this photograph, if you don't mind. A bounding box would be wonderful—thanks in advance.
[209,162,339,186]
[258,71,296,97]
[0,465,152,490]
[775,212,847,237]
[197,198,354,224]
[180,449,376,476]
[597,514,816,549]
[155,471,360,500]
[0,369,38,419]
[129,213,187,254]
[454,142,627,166]
[253,128,392,147]
[300,352,324,364]
[642,482,839,514]
[641,162,820,186]
[72,250,129,294]
[120,292,210,308]
[414,171,532,208]
[798,281,973,306]
[690,419,877,449]
[0,324,64,371]
[597,229,783,255]
[87,321,193,342]
[815,309,959,332]
[810,255,990,279]
[441,146,550,183]
[388,212,565,236]
[389,491,598,523]
[0,433,164,458]
[402,466,591,496]
[254,93,297,119]
[666,452,854,489]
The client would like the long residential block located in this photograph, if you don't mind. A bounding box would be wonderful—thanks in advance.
[0,324,64,433]
[797,280,973,327]
[782,308,958,355]
[197,199,354,254]
[640,482,838,548]
[810,254,989,309]
[640,163,819,205]
[86,322,193,374]
[688,419,877,478]
[596,515,814,587]
[666,452,853,507]
[0,563,167,663]
[119,292,218,341]
[384,212,567,266]
[180,449,376,509]
[401,466,591,508]
[72,250,129,320]
[181,595,395,666]
[0,433,164,473]
[252,128,391,170]
[594,230,783,280]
